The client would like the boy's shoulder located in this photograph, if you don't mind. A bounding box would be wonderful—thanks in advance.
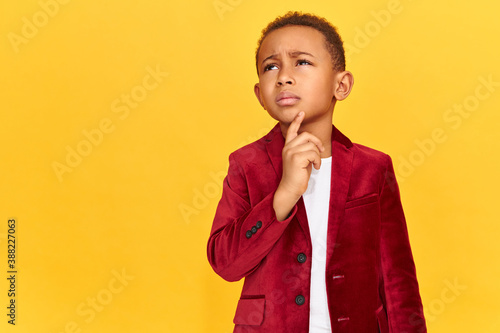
[228,123,282,162]
[331,124,392,167]
[351,141,391,163]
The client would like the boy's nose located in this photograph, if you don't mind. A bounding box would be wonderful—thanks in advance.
[277,79,293,86]
[276,66,295,86]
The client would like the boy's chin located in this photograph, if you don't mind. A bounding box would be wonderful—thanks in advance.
[267,109,301,124]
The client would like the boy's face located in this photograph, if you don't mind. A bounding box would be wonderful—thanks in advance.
[254,25,340,126]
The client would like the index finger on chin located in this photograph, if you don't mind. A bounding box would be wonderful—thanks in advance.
[285,111,304,144]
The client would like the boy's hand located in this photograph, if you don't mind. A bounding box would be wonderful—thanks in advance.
[273,111,325,221]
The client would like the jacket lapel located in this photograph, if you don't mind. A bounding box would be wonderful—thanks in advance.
[326,126,353,263]
[265,123,284,179]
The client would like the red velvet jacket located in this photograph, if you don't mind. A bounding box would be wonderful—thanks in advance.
[207,123,426,332]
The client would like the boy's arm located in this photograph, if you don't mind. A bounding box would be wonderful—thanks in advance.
[207,112,324,282]
[379,156,427,332]
[207,152,298,282]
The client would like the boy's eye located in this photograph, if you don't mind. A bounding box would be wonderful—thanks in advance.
[297,59,311,66]
[264,64,278,72]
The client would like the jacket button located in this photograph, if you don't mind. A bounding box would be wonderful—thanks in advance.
[251,226,257,234]
[256,221,262,229]
[295,295,305,305]
[297,253,307,263]
[245,230,252,239]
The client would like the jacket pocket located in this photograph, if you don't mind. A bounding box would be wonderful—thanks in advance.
[376,304,389,333]
[345,193,378,209]
[233,296,266,326]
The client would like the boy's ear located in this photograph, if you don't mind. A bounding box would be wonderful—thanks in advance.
[333,71,354,101]
[254,83,266,109]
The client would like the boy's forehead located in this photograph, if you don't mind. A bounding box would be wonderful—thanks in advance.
[258,25,327,61]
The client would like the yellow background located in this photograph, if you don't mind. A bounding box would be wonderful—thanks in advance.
[1,0,499,332]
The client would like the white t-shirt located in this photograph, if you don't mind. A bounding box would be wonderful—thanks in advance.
[302,156,332,332]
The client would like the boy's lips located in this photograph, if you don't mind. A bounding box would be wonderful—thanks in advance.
[276,91,300,106]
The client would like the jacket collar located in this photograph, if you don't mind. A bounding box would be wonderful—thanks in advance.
[264,122,353,180]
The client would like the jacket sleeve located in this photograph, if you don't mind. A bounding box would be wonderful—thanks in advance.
[207,151,297,282]
[379,156,427,332]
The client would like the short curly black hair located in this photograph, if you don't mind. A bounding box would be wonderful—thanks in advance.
[255,11,345,74]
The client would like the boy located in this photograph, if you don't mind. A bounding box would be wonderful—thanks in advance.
[207,11,426,333]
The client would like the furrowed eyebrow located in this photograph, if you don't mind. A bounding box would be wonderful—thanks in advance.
[262,54,278,64]
[262,51,316,64]
[289,51,315,58]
